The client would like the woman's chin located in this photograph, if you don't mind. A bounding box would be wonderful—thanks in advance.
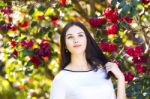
[71,50,85,55]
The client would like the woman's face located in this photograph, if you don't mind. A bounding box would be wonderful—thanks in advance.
[65,25,87,55]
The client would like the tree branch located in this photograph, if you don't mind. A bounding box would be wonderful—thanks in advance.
[72,0,88,20]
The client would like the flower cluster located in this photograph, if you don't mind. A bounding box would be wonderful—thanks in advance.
[124,45,148,81]
[29,40,51,67]
[99,42,117,52]
[88,7,133,35]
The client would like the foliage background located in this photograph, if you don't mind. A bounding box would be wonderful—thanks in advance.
[0,0,149,99]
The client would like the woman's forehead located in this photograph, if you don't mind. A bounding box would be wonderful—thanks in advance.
[66,25,84,35]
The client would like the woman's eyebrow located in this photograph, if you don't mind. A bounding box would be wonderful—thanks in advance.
[66,32,84,36]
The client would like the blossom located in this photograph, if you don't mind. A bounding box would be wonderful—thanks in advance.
[99,42,117,52]
[135,64,145,73]
[121,16,133,23]
[124,71,134,81]
[18,21,29,28]
[88,17,106,27]
[125,45,143,57]
[21,40,34,48]
[29,56,41,66]
[10,40,17,47]
[12,49,18,57]
[132,55,148,63]
[103,7,118,23]
[105,24,118,34]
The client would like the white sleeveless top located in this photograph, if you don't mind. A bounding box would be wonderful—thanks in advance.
[50,67,116,99]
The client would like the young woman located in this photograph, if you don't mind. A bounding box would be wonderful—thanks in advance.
[50,21,126,99]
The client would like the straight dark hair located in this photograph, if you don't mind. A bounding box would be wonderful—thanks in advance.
[59,21,111,79]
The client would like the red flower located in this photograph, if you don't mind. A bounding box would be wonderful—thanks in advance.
[134,46,143,55]
[102,7,114,17]
[39,40,50,49]
[121,16,133,24]
[141,0,150,4]
[107,11,118,23]
[10,40,17,47]
[135,64,145,73]
[99,42,117,52]
[37,15,45,20]
[124,72,134,82]
[108,43,117,52]
[88,17,106,28]
[27,40,34,48]
[29,56,41,66]
[49,16,59,25]
[1,6,13,15]
[103,8,118,23]
[34,47,51,57]
[21,40,33,48]
[18,21,29,28]
[132,55,148,63]
[12,49,18,57]
[125,47,134,56]
[60,0,67,5]
[1,23,12,30]
[34,40,51,57]
[105,24,118,34]
[125,45,143,57]
[11,25,18,31]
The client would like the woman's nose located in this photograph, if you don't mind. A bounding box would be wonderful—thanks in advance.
[73,38,79,43]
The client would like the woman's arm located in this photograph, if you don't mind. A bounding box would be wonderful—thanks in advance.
[105,62,126,99]
[117,76,126,99]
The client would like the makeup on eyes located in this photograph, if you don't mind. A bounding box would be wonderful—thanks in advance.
[66,32,84,39]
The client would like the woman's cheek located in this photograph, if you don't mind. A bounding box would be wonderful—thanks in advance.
[66,41,73,51]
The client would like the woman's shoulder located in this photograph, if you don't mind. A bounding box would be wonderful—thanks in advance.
[52,70,68,84]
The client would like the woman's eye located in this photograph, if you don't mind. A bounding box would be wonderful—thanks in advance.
[79,35,83,37]
[68,36,73,39]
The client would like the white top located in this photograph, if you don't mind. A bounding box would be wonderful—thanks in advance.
[50,67,116,99]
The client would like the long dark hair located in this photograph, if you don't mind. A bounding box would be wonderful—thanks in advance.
[60,21,110,78]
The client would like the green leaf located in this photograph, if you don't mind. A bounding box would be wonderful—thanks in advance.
[28,7,35,15]
[40,27,50,34]
[38,5,46,11]
[31,21,38,27]
[118,0,126,9]
[101,38,108,42]
[0,21,5,26]
[96,30,102,38]
[3,42,9,48]
[113,37,122,44]
[131,0,140,6]
[111,0,117,7]
[48,31,53,38]
[120,5,131,15]
[18,49,33,59]
[118,21,128,29]
[137,94,143,99]
[25,61,33,67]
[0,2,7,6]
[25,68,33,75]
[129,6,137,17]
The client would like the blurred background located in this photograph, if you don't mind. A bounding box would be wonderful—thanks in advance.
[0,0,149,99]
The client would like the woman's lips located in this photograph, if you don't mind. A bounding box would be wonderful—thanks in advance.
[73,45,81,48]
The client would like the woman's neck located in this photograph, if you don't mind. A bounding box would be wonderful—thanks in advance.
[68,53,91,71]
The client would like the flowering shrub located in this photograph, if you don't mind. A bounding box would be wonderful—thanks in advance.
[0,0,149,98]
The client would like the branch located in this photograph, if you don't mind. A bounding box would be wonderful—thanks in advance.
[72,0,88,20]
[89,0,95,16]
